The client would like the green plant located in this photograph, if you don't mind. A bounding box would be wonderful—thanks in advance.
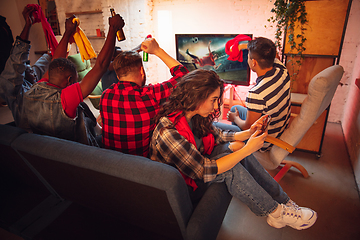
[267,0,308,56]
[266,0,308,84]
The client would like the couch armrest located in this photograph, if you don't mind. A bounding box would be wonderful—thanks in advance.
[186,182,232,240]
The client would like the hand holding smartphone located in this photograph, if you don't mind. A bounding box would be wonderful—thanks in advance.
[260,115,271,133]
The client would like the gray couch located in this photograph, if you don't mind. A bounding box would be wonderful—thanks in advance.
[0,123,232,240]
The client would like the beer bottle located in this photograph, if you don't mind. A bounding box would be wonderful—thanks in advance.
[110,8,126,41]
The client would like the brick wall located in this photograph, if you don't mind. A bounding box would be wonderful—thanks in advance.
[53,0,358,127]
[340,0,360,192]
[54,0,276,87]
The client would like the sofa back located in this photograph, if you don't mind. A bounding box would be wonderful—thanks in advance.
[0,124,47,192]
[10,130,193,239]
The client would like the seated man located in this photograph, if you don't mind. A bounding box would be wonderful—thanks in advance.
[214,37,291,151]
[101,44,142,91]
[0,5,51,130]
[23,13,125,146]
[100,38,189,157]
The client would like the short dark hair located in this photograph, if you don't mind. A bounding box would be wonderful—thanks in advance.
[248,37,276,69]
[113,51,142,79]
[48,58,77,79]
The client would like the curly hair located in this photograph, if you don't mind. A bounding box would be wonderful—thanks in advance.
[156,69,224,138]
[248,37,276,69]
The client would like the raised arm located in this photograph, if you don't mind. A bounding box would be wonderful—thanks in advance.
[79,14,124,98]
[19,5,35,41]
[40,15,77,80]
[141,38,180,69]
[51,16,77,60]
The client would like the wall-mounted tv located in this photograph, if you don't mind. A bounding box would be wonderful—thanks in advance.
[175,34,252,86]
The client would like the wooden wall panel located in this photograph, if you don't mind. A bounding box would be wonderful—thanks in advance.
[285,0,349,56]
[286,56,335,94]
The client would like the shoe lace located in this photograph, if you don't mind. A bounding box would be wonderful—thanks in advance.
[286,200,300,210]
[282,204,302,220]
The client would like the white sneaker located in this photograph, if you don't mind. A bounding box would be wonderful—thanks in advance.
[267,203,317,230]
[286,199,300,210]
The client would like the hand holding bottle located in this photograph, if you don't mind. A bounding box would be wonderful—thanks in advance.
[110,8,125,41]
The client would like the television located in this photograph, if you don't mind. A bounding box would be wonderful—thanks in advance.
[175,34,252,86]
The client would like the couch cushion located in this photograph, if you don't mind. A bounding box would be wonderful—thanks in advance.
[67,53,90,72]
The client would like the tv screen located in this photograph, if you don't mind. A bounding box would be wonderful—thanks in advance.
[175,34,252,86]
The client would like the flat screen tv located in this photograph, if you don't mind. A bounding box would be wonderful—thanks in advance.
[175,34,252,86]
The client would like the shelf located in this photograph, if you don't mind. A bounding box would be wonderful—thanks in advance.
[65,10,102,17]
[88,36,105,39]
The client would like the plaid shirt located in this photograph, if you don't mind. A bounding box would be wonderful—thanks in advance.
[100,65,188,157]
[149,117,236,183]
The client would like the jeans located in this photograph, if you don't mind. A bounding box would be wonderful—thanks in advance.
[209,143,289,216]
[214,105,247,132]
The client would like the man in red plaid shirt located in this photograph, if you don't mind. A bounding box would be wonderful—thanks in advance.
[100,38,188,157]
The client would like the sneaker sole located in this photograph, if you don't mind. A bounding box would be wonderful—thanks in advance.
[289,211,317,230]
[267,211,317,230]
[267,217,286,229]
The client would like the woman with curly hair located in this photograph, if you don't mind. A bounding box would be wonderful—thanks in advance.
[149,69,317,230]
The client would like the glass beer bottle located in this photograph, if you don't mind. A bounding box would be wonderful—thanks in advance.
[110,8,126,41]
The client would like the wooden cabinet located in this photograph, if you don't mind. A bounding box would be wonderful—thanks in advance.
[282,0,351,155]
[290,93,328,155]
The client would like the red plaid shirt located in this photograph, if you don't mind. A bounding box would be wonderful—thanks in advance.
[100,65,188,157]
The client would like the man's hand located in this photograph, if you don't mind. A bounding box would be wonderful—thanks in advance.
[20,6,36,41]
[64,15,77,35]
[141,38,160,55]
[23,5,35,25]
[227,108,240,122]
[109,14,125,32]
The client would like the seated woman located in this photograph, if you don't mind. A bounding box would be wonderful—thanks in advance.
[149,69,317,230]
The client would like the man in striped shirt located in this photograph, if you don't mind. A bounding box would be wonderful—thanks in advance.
[100,38,188,157]
[215,37,291,151]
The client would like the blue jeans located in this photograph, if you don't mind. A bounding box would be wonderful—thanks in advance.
[209,143,289,217]
[214,105,247,132]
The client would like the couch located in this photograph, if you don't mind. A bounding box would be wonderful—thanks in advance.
[0,123,232,240]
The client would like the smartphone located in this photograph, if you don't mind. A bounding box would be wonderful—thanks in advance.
[261,115,271,133]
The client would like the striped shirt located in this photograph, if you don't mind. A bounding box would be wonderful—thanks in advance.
[149,117,236,183]
[246,58,291,150]
[100,65,188,157]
